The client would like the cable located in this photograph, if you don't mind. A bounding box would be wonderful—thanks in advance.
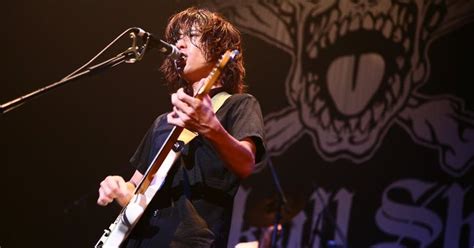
[310,184,349,248]
[62,27,138,81]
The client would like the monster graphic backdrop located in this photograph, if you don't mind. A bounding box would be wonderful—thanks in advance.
[203,1,474,247]
[1,1,473,247]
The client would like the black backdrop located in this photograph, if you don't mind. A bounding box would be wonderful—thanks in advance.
[1,1,200,247]
[2,1,473,248]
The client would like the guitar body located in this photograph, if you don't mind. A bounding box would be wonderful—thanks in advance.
[95,149,180,248]
[95,50,239,248]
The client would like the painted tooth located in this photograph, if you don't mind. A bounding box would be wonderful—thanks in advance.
[306,32,320,58]
[339,126,348,135]
[320,107,331,129]
[360,109,371,132]
[314,84,321,96]
[382,19,393,39]
[310,72,319,84]
[352,129,362,142]
[396,56,405,70]
[349,14,361,31]
[320,36,327,48]
[327,125,340,143]
[375,17,384,30]
[308,45,318,59]
[334,119,344,132]
[403,38,410,51]
[399,7,406,25]
[363,14,374,30]
[328,9,339,26]
[390,4,399,25]
[329,24,338,44]
[392,74,401,98]
[349,117,359,131]
[340,18,349,36]
[307,72,313,82]
[308,83,318,100]
[281,1,293,13]
[315,97,325,113]
[304,101,319,125]
[373,102,385,122]
[353,128,369,143]
[413,62,426,84]
[309,22,316,33]
[321,15,328,30]
[393,27,402,43]
[311,33,320,46]
[303,105,317,124]
[301,73,308,87]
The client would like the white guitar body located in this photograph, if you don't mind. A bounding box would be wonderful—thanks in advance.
[95,149,180,248]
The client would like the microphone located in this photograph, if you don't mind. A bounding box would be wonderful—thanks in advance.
[132,27,182,60]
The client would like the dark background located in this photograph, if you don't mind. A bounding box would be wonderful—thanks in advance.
[0,1,288,247]
[1,1,197,247]
[1,1,473,248]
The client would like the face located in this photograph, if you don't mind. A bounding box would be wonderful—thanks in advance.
[174,26,215,84]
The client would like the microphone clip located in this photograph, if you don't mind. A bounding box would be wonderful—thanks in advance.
[131,27,182,60]
[123,30,146,63]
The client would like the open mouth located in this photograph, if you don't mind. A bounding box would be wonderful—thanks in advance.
[174,55,187,71]
[299,4,416,145]
[305,30,406,122]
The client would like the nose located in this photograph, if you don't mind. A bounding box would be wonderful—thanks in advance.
[175,36,186,49]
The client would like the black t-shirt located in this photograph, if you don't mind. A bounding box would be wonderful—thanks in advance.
[126,93,266,247]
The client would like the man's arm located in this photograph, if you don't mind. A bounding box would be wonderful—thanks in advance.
[167,88,257,178]
[97,170,143,207]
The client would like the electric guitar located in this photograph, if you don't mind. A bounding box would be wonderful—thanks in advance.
[95,49,239,248]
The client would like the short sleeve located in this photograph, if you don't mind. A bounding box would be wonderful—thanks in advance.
[218,94,266,164]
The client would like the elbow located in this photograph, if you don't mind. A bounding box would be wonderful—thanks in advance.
[238,156,255,179]
[239,167,252,179]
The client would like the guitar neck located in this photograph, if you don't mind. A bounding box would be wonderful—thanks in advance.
[135,125,184,194]
[135,50,236,192]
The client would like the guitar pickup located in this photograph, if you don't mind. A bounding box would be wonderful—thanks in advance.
[172,140,185,152]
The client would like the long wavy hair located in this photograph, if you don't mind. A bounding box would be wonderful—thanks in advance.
[160,7,245,95]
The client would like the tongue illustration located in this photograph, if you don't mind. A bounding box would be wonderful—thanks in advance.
[327,53,385,116]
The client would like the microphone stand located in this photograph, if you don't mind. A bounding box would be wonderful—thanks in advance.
[268,159,288,248]
[310,183,349,248]
[0,29,147,115]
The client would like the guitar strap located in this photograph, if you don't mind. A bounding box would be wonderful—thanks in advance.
[181,91,231,199]
[211,91,232,113]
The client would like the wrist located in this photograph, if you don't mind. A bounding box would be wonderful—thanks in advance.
[116,182,135,207]
[203,118,224,142]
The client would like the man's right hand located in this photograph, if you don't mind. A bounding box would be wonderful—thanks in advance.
[97,175,134,207]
